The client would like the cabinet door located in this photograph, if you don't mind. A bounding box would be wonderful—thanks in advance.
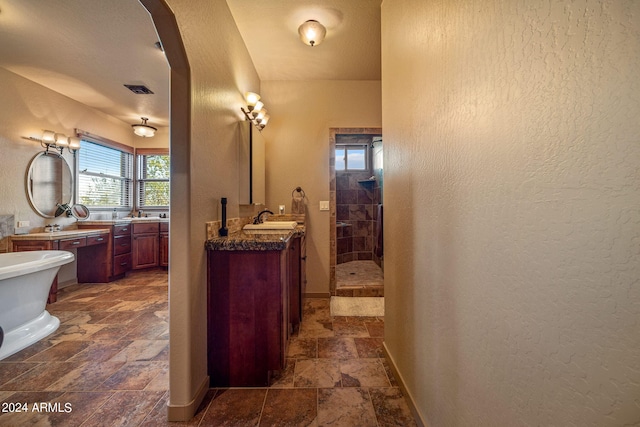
[160,233,169,267]
[288,237,302,332]
[132,233,159,269]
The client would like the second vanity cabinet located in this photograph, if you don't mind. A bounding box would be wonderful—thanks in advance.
[79,222,132,280]
[160,222,169,267]
[132,222,159,269]
[12,229,111,302]
[206,227,305,387]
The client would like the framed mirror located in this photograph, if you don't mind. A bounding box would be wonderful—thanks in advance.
[238,121,265,205]
[26,151,73,218]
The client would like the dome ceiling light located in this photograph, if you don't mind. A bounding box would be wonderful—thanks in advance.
[132,117,157,138]
[298,20,326,47]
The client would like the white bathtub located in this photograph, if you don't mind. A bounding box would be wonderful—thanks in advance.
[0,250,74,360]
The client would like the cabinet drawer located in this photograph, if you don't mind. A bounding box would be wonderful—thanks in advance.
[133,222,159,234]
[86,234,108,246]
[160,222,169,232]
[113,253,132,276]
[114,235,131,255]
[59,237,87,250]
[13,240,56,251]
[114,224,131,236]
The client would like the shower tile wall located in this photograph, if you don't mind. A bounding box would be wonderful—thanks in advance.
[336,172,377,264]
[371,137,383,267]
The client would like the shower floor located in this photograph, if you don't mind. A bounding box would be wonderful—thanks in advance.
[335,260,384,297]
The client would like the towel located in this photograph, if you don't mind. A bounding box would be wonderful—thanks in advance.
[291,196,305,215]
[374,204,383,258]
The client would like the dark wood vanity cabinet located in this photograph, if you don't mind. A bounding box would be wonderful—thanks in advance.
[160,222,169,267]
[207,246,291,387]
[112,224,132,277]
[79,223,131,280]
[289,235,306,332]
[132,222,159,269]
[12,232,110,302]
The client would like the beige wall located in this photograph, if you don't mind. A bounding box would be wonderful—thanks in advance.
[0,67,136,230]
[382,0,640,425]
[261,80,381,295]
[153,0,261,417]
[0,67,137,279]
[0,66,169,233]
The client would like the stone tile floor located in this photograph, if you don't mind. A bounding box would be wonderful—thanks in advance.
[336,260,384,297]
[0,270,415,426]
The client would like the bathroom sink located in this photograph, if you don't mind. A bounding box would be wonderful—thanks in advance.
[243,221,298,231]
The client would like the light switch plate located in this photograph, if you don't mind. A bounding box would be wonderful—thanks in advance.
[319,201,329,211]
[17,221,30,228]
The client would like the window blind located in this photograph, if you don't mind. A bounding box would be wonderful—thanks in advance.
[78,140,133,208]
[136,152,170,208]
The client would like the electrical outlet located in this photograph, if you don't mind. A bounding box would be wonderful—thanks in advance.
[319,201,329,211]
[17,221,30,228]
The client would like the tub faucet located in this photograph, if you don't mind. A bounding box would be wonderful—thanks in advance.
[253,209,274,224]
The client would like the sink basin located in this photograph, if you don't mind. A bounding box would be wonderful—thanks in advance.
[243,221,297,231]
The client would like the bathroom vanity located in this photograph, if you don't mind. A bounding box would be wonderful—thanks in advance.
[205,224,305,387]
[79,218,169,276]
[11,229,111,302]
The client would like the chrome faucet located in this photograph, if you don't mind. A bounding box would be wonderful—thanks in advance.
[253,209,274,224]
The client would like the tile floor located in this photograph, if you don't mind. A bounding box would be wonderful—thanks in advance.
[336,260,384,297]
[0,270,415,426]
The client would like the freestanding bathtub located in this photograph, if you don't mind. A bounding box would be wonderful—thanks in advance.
[0,250,74,360]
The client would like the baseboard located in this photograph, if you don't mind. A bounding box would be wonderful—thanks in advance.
[167,375,209,421]
[383,343,428,427]
[58,279,78,289]
[304,292,331,298]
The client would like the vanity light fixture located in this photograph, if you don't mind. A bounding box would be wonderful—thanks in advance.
[132,117,157,138]
[298,20,326,47]
[241,92,270,131]
[245,92,261,111]
[23,130,81,155]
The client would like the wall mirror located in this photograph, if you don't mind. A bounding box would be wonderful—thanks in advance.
[238,121,266,205]
[26,151,73,218]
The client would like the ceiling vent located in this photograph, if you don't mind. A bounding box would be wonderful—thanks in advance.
[124,84,154,95]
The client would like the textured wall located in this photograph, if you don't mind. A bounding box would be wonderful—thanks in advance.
[152,0,260,413]
[382,0,640,425]
[261,80,382,295]
[0,68,135,281]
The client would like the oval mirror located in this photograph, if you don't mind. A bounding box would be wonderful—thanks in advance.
[70,204,90,221]
[26,152,73,218]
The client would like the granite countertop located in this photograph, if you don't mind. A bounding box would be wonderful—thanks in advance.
[206,225,305,251]
[11,228,111,241]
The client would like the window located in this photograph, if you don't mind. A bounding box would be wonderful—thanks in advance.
[335,144,369,171]
[136,149,170,208]
[77,135,133,209]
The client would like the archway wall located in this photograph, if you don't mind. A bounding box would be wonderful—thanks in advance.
[142,0,260,420]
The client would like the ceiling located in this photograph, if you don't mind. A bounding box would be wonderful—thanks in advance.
[0,0,381,128]
[226,0,381,81]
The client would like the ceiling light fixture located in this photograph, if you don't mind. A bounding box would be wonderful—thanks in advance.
[298,20,326,47]
[132,117,157,137]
